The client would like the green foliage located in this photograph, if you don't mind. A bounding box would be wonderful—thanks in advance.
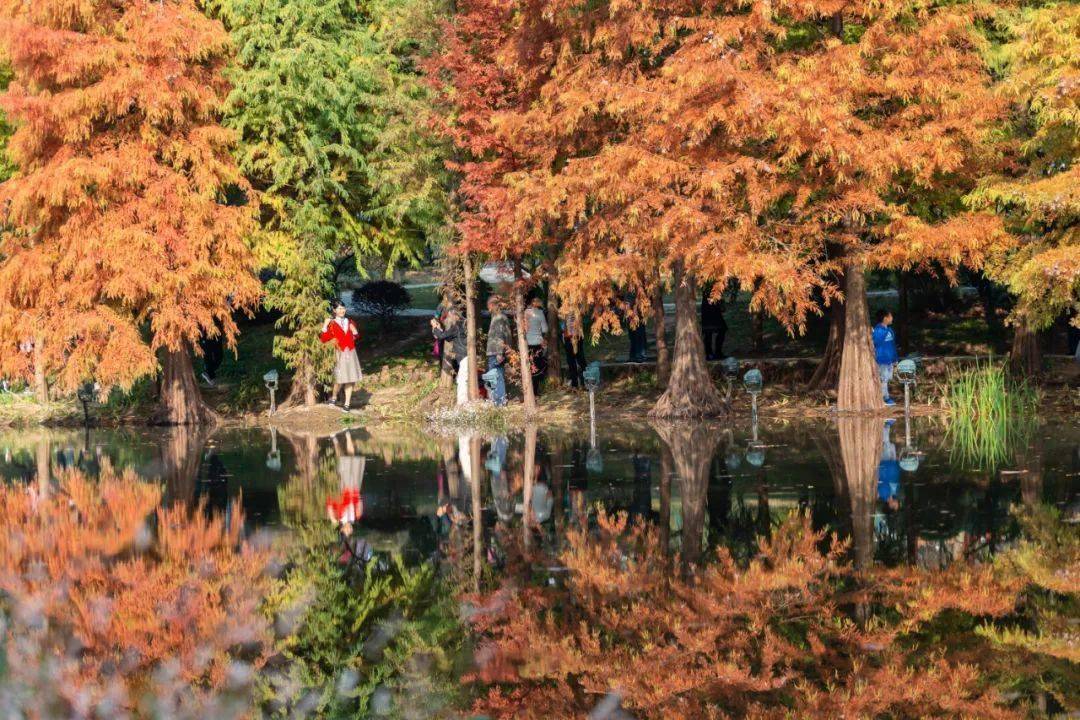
[943,360,1038,470]
[206,0,452,389]
[258,521,465,717]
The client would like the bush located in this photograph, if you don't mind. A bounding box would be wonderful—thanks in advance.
[351,280,412,329]
[943,360,1038,470]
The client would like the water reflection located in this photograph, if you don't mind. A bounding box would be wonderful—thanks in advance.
[0,416,1076,574]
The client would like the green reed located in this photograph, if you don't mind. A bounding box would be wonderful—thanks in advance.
[942,360,1038,471]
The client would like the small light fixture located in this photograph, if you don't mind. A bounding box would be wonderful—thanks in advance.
[896,358,917,412]
[263,369,279,415]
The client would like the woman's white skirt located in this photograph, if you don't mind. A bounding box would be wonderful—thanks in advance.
[334,348,362,385]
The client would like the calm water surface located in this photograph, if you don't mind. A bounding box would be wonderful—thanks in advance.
[2,416,1077,570]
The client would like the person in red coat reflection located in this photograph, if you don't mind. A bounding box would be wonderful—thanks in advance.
[320,299,362,409]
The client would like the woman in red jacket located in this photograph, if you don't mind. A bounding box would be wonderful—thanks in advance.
[320,300,362,409]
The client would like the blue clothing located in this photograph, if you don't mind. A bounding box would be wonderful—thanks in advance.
[486,355,507,407]
[878,362,894,401]
[878,461,901,502]
[872,323,898,365]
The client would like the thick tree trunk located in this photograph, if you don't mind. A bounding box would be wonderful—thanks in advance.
[653,422,721,567]
[658,445,673,557]
[156,344,217,425]
[837,417,881,571]
[653,278,670,387]
[161,425,210,506]
[32,334,48,403]
[546,279,563,386]
[1009,321,1042,377]
[35,436,50,496]
[808,296,845,391]
[283,362,317,408]
[464,255,480,402]
[513,261,537,413]
[651,263,725,418]
[837,266,884,413]
[897,271,910,356]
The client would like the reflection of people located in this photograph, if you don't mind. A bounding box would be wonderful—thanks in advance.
[878,421,901,511]
[319,300,362,409]
[487,436,513,524]
[327,432,366,536]
[872,310,898,406]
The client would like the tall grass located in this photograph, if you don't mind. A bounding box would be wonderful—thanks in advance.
[942,360,1038,470]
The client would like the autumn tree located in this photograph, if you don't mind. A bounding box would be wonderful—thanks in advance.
[0,468,272,716]
[0,0,260,424]
[208,0,451,407]
[968,3,1080,375]
[488,0,1009,415]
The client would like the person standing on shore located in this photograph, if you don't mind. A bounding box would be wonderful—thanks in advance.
[319,300,362,410]
[486,296,511,406]
[872,309,898,406]
[562,312,587,389]
[432,306,469,405]
[524,296,549,394]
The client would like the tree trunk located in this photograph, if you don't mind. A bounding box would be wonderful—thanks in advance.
[35,436,50,496]
[513,261,537,414]
[659,444,673,557]
[283,361,317,408]
[469,434,483,593]
[1009,321,1042,377]
[156,344,217,425]
[751,309,765,354]
[897,271,910,356]
[522,423,538,543]
[464,255,480,402]
[808,295,845,391]
[651,263,725,418]
[837,417,881,572]
[837,266,884,413]
[653,277,670,387]
[161,425,210,506]
[653,422,721,567]
[32,334,48,403]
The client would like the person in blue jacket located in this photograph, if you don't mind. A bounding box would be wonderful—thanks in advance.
[872,309,898,406]
[878,419,901,512]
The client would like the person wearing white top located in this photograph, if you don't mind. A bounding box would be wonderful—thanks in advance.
[524,296,549,393]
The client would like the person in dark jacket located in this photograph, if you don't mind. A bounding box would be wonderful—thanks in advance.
[872,309,899,406]
[431,307,468,405]
[562,312,587,389]
[700,286,728,360]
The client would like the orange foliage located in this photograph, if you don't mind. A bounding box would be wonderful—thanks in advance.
[466,511,1025,719]
[0,0,259,392]
[0,468,272,716]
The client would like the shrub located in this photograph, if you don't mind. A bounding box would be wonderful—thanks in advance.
[942,360,1038,470]
[351,280,412,330]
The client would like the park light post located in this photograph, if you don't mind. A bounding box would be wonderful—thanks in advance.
[896,358,917,414]
[583,362,603,471]
[266,426,282,471]
[743,368,763,421]
[899,411,920,473]
[263,369,279,415]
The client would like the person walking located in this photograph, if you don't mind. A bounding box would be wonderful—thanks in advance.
[319,300,363,410]
[431,306,469,405]
[872,309,899,406]
[485,296,511,406]
[562,312,587,389]
[524,296,549,394]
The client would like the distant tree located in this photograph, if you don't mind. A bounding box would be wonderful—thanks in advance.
[968,4,1080,375]
[208,0,451,407]
[352,280,412,330]
[0,0,260,423]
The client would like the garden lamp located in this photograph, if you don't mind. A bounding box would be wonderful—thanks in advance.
[896,358,917,413]
[583,362,602,446]
[899,412,920,472]
[266,427,282,471]
[263,369,279,415]
[743,368,763,419]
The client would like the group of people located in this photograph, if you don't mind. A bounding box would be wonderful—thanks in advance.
[430,294,590,407]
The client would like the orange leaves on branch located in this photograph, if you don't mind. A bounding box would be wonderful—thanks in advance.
[0,468,273,716]
[0,0,260,392]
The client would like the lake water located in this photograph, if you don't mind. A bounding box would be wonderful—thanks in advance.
[3,416,1077,570]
